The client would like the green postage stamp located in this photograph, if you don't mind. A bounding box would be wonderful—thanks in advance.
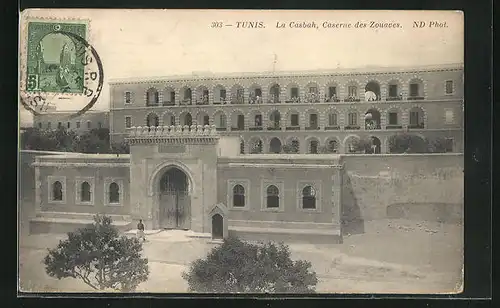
[24,21,88,94]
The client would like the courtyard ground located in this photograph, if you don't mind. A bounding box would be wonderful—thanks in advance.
[18,218,463,294]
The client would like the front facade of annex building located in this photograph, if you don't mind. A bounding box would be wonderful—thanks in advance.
[29,64,464,241]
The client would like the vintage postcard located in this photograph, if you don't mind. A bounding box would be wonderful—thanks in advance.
[18,9,464,294]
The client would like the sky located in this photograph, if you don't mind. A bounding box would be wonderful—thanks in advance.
[19,9,464,125]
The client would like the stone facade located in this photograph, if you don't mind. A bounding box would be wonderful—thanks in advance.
[108,64,464,154]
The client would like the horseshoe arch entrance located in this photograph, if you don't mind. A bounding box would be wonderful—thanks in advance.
[158,167,191,230]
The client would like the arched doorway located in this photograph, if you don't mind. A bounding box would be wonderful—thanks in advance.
[269,137,282,153]
[212,214,223,239]
[159,168,191,229]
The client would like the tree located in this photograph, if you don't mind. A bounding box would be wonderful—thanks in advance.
[182,236,318,293]
[43,215,149,292]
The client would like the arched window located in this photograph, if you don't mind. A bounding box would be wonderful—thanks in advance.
[80,181,91,202]
[302,186,316,209]
[266,185,280,208]
[233,184,245,207]
[52,181,63,201]
[109,182,120,204]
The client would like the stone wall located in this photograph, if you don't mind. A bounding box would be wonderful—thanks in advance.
[341,154,463,234]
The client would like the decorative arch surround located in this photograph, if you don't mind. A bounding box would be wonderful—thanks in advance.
[195,109,210,126]
[195,84,210,105]
[177,110,194,127]
[345,106,361,129]
[268,83,282,103]
[305,136,321,154]
[230,109,246,130]
[179,84,194,104]
[230,83,245,104]
[148,161,196,197]
[285,82,301,102]
[145,111,160,127]
[296,181,322,212]
[324,80,341,102]
[284,108,301,128]
[385,104,403,128]
[213,84,227,103]
[407,76,427,99]
[248,83,263,104]
[362,78,383,101]
[324,106,341,128]
[386,77,405,100]
[213,109,228,128]
[304,81,321,103]
[227,180,250,211]
[247,108,263,128]
[145,87,159,106]
[303,107,321,129]
[248,135,264,154]
[163,85,176,105]
[405,104,428,128]
[161,111,176,126]
[324,136,341,153]
[266,108,283,129]
[268,136,284,154]
[343,134,361,153]
[364,105,383,130]
[344,79,362,102]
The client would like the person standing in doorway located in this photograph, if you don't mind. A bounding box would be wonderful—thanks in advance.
[137,219,146,242]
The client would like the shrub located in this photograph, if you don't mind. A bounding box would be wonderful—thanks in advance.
[43,215,149,292]
[182,237,318,293]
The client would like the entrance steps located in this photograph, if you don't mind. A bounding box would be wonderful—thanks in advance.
[29,211,133,235]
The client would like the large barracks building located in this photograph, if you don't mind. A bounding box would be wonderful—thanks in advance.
[28,63,464,241]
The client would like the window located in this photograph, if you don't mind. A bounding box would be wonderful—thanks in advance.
[109,182,120,204]
[219,114,227,127]
[310,140,318,154]
[348,86,357,97]
[47,122,51,129]
[348,112,358,126]
[52,181,63,201]
[38,122,42,129]
[98,122,102,129]
[445,110,454,124]
[240,141,245,154]
[445,138,454,152]
[67,122,71,129]
[58,122,62,128]
[327,140,338,153]
[255,88,262,97]
[184,88,192,100]
[87,121,91,129]
[204,115,210,126]
[302,186,316,209]
[76,121,80,128]
[220,89,226,99]
[409,83,419,97]
[388,112,398,125]
[233,185,245,207]
[125,91,131,104]
[266,185,280,208]
[329,86,337,97]
[329,113,338,126]
[291,114,299,126]
[389,85,398,97]
[80,182,91,202]
[410,111,419,125]
[254,114,262,127]
[125,116,132,128]
[309,114,318,127]
[445,80,453,94]
[309,86,318,94]
[291,87,299,98]
[170,91,176,102]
